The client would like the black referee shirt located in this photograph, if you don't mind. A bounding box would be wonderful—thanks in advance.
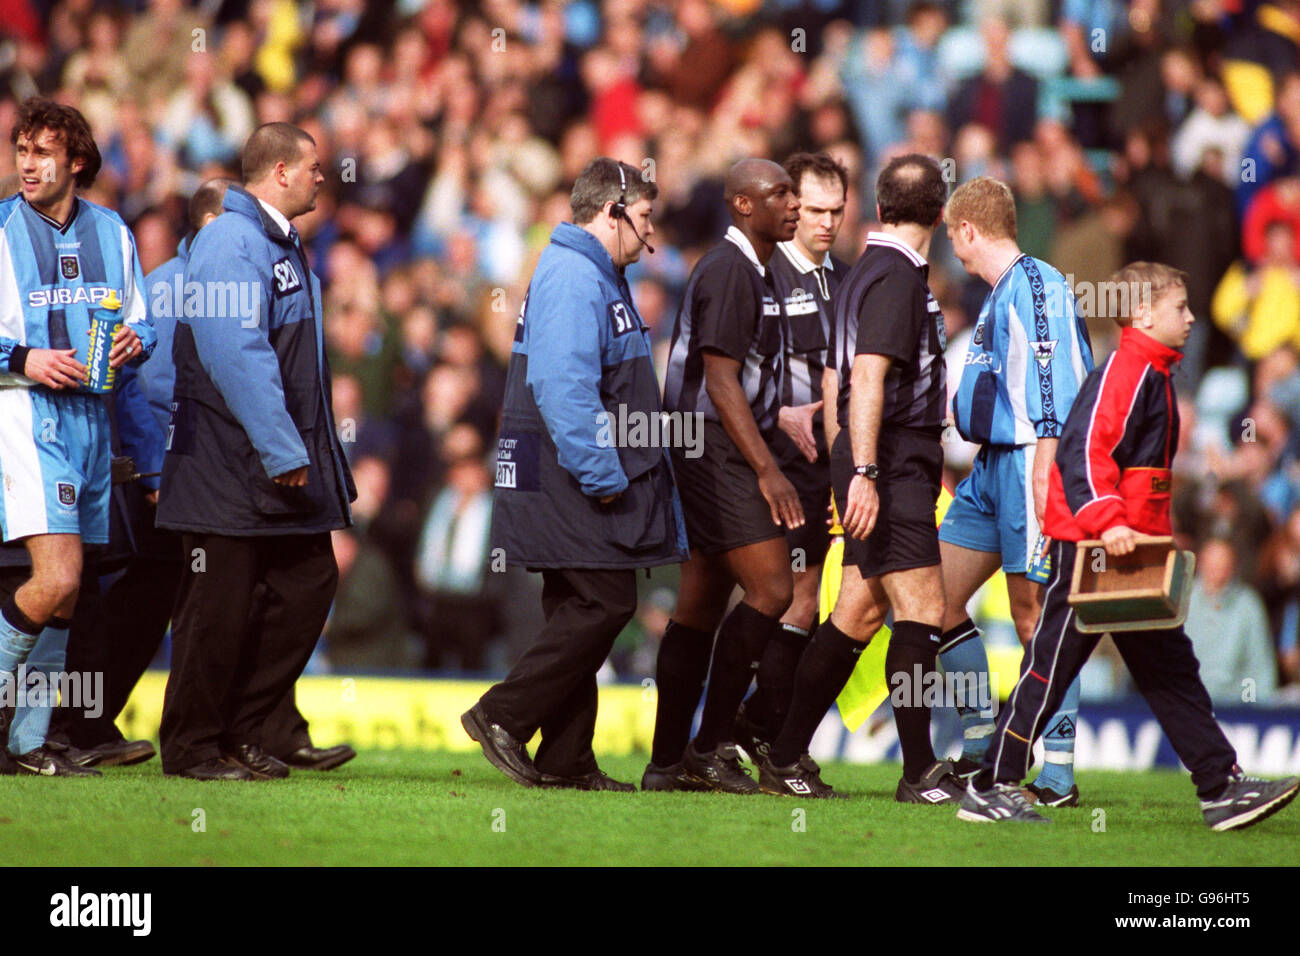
[663,226,782,434]
[832,231,947,432]
[771,240,846,413]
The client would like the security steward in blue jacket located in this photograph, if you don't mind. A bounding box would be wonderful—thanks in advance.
[157,124,355,780]
[462,158,688,791]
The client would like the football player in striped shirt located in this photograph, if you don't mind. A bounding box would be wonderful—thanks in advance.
[939,178,1093,805]
[0,99,154,775]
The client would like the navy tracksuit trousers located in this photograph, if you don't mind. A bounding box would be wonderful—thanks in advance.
[978,538,1237,799]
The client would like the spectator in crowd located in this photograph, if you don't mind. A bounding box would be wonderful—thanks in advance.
[1212,218,1300,361]
[413,426,500,671]
[1172,74,1251,185]
[946,18,1038,155]
[1186,537,1277,705]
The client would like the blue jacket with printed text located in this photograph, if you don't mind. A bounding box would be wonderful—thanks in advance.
[491,222,689,569]
[156,186,355,535]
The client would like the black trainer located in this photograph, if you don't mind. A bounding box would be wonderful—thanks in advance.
[683,742,760,794]
[68,738,156,768]
[1027,781,1080,807]
[758,755,845,799]
[730,706,772,765]
[895,759,965,804]
[1201,771,1300,831]
[539,768,636,792]
[14,745,101,777]
[641,761,711,792]
[797,754,845,799]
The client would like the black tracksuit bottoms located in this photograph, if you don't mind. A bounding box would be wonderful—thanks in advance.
[982,538,1237,799]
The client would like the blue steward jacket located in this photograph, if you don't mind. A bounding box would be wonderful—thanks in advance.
[156,186,355,535]
[491,222,688,569]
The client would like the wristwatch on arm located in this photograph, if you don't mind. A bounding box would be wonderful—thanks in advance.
[853,464,879,480]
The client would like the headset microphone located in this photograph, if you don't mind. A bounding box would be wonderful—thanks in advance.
[614,163,655,254]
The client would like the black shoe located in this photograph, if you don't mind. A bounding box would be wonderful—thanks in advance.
[539,768,636,792]
[14,745,101,777]
[731,706,772,765]
[797,754,846,799]
[460,702,542,788]
[224,744,290,780]
[284,744,356,771]
[758,755,844,799]
[169,757,256,781]
[1201,771,1300,831]
[895,760,966,804]
[68,738,156,768]
[1027,781,1080,807]
[683,742,760,794]
[641,761,711,792]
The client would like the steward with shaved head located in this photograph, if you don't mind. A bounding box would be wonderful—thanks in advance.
[157,125,357,781]
[650,157,821,794]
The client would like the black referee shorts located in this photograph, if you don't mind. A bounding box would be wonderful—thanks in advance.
[830,424,942,579]
[771,427,832,568]
[671,419,784,556]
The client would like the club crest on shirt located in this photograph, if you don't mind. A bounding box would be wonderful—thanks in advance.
[57,482,76,507]
[973,322,984,346]
[1030,339,1057,368]
[59,255,79,280]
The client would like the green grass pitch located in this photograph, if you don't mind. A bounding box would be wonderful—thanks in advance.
[5,751,1297,866]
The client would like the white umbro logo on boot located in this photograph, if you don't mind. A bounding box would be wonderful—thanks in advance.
[920,787,949,803]
[784,778,812,795]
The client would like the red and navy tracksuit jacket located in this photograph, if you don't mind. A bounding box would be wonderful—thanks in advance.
[982,326,1237,796]
[1043,326,1181,541]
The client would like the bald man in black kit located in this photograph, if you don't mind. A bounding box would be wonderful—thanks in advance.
[649,159,827,795]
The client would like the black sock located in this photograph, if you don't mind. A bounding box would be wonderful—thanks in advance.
[769,619,864,767]
[887,620,942,783]
[746,622,811,739]
[649,620,715,768]
[693,602,782,753]
[938,617,979,654]
[1,596,41,636]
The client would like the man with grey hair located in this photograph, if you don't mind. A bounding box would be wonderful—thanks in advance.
[462,157,688,791]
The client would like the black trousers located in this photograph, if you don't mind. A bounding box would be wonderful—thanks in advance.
[984,538,1238,799]
[54,530,186,748]
[160,532,337,773]
[479,568,637,777]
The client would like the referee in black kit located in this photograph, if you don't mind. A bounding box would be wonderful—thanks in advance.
[732,151,849,767]
[647,158,812,794]
[758,154,965,802]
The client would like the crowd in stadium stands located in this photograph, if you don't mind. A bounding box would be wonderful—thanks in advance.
[1,0,1299,703]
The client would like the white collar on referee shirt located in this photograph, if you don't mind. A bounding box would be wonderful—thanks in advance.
[867,230,927,268]
[724,225,767,276]
[256,197,293,238]
[777,240,834,274]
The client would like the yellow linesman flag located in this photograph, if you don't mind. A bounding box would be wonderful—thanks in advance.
[825,485,955,732]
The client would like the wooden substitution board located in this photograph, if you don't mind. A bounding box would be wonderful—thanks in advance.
[1068,535,1196,634]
